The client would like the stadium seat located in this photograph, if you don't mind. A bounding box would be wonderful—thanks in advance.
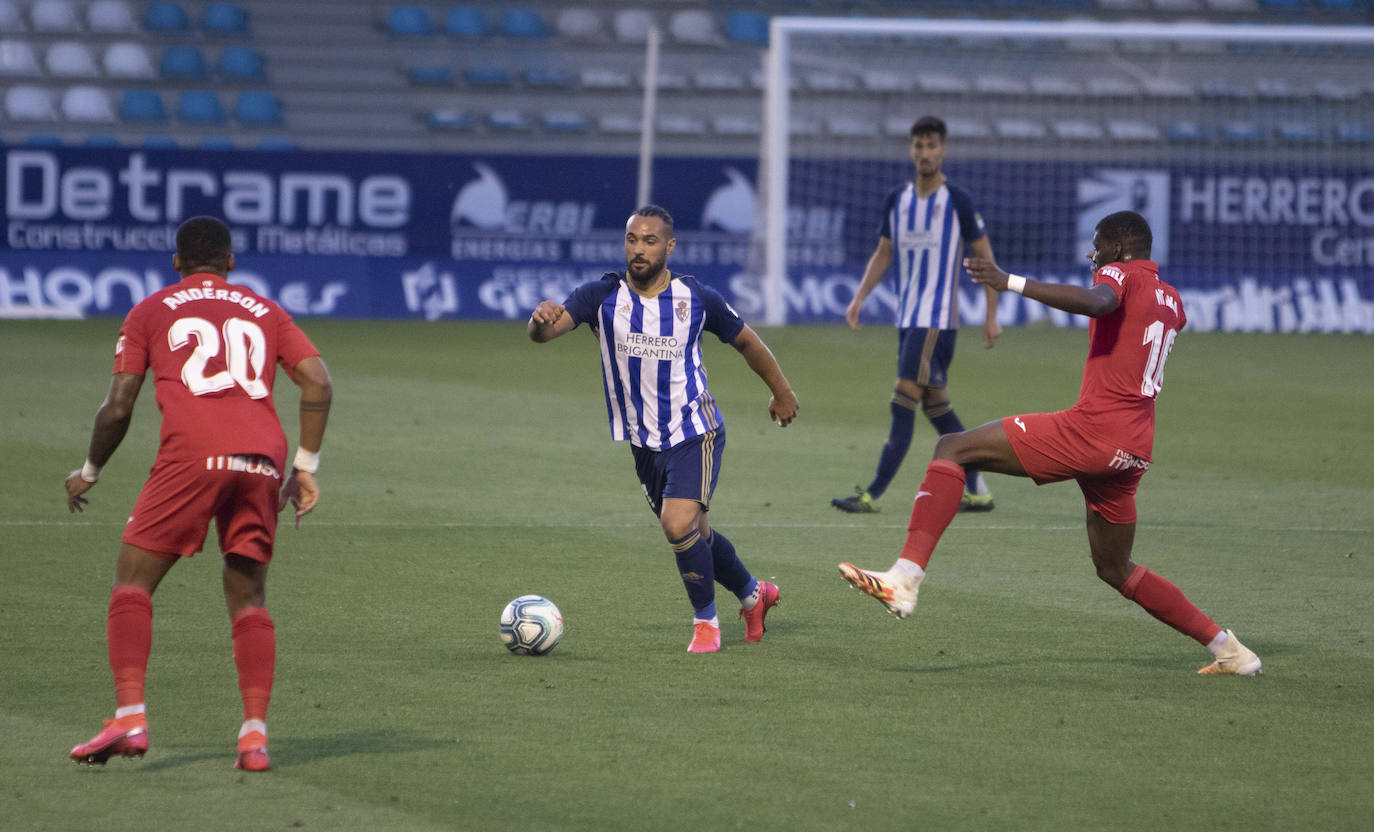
[487,109,532,131]
[669,10,718,45]
[202,3,248,37]
[861,69,909,93]
[88,1,137,33]
[524,67,572,88]
[31,0,80,32]
[789,115,821,137]
[0,40,40,76]
[642,69,688,90]
[916,73,971,95]
[159,45,208,79]
[465,66,512,87]
[827,116,878,138]
[1336,123,1373,143]
[104,42,155,78]
[597,113,640,134]
[1256,78,1299,99]
[725,12,768,46]
[233,91,281,126]
[386,7,433,37]
[994,118,1049,140]
[218,46,265,81]
[23,134,64,145]
[82,134,122,146]
[143,1,190,33]
[1142,78,1193,99]
[141,133,180,147]
[580,66,632,90]
[554,8,601,41]
[974,75,1030,95]
[61,86,115,122]
[693,68,746,92]
[501,9,547,39]
[1278,122,1321,142]
[1199,77,1250,99]
[1086,77,1139,96]
[1052,119,1106,140]
[542,110,587,132]
[0,1,20,32]
[427,108,475,130]
[118,89,167,122]
[177,90,225,124]
[712,114,760,136]
[945,118,993,140]
[1167,120,1209,141]
[198,135,236,149]
[1029,76,1083,96]
[1107,120,1162,141]
[1223,122,1265,141]
[804,70,858,93]
[612,9,654,44]
[446,7,487,38]
[407,65,453,85]
[5,85,57,120]
[1315,79,1360,101]
[657,113,706,136]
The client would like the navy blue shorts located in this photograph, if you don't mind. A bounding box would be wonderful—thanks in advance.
[631,428,724,517]
[896,327,957,388]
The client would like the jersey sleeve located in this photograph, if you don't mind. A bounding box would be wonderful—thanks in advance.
[694,281,746,344]
[876,186,902,241]
[1092,264,1128,302]
[275,308,320,371]
[112,304,149,376]
[562,276,617,327]
[948,185,988,243]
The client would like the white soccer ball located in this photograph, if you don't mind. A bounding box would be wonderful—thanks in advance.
[499,595,563,656]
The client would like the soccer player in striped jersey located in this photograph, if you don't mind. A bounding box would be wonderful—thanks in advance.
[529,205,799,653]
[832,115,1001,516]
[839,211,1261,675]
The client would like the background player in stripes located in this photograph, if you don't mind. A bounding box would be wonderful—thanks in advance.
[832,115,1002,515]
[528,205,799,653]
[838,211,1261,675]
[64,216,333,770]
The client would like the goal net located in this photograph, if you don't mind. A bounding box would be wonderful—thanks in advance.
[757,18,1374,332]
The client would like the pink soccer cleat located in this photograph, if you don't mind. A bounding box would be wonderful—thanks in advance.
[739,581,780,643]
[234,730,271,772]
[70,716,149,765]
[687,621,721,653]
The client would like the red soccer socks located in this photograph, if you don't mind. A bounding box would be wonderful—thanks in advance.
[899,459,967,569]
[1120,565,1222,645]
[107,585,153,708]
[231,607,275,722]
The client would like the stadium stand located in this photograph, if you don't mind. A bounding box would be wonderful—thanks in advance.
[0,0,1365,156]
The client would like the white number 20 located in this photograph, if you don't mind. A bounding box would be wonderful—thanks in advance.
[1140,320,1177,398]
[168,316,270,399]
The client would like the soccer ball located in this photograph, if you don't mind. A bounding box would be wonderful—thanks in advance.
[499,595,563,656]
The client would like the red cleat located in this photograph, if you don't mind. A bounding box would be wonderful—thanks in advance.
[70,716,149,765]
[739,581,780,643]
[235,731,271,772]
[687,621,721,653]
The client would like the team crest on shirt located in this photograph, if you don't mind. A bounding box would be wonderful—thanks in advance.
[618,301,632,316]
[675,300,690,322]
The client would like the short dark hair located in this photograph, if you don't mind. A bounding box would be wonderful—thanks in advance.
[632,204,675,239]
[1095,211,1153,258]
[910,115,947,141]
[175,216,233,272]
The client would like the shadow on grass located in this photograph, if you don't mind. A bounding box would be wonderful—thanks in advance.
[139,729,453,772]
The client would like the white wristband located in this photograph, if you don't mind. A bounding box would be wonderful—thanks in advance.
[1006,274,1028,295]
[293,447,320,474]
[80,460,101,483]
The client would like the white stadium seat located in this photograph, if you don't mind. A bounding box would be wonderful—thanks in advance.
[712,114,759,136]
[61,85,116,122]
[554,8,601,41]
[995,118,1049,140]
[945,117,992,140]
[0,0,22,32]
[88,0,137,33]
[974,75,1030,95]
[597,113,640,134]
[103,42,155,78]
[580,66,632,89]
[1052,119,1107,141]
[827,115,878,138]
[0,39,40,75]
[31,0,81,32]
[668,10,717,45]
[861,69,909,93]
[656,113,705,136]
[612,9,654,44]
[46,41,98,77]
[5,84,58,120]
[692,68,745,91]
[1107,120,1163,141]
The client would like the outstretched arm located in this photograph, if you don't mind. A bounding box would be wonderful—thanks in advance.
[731,324,799,427]
[845,238,893,330]
[65,372,144,512]
[280,355,332,528]
[964,257,1120,319]
[528,300,578,343]
[967,237,1002,348]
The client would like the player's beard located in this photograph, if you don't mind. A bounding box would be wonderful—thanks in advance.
[626,253,667,287]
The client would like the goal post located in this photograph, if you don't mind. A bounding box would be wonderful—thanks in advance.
[759,17,1374,331]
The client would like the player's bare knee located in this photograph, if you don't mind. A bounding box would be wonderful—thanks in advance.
[932,432,969,462]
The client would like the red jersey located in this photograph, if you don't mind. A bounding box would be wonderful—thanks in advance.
[113,272,318,467]
[1071,259,1186,461]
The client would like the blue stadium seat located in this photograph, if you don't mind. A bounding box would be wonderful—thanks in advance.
[202,3,248,36]
[1167,121,1208,141]
[256,135,296,150]
[234,91,282,126]
[542,110,587,132]
[198,136,236,149]
[725,12,769,46]
[502,9,548,39]
[428,109,475,130]
[159,45,208,79]
[407,65,454,85]
[465,66,512,87]
[1336,123,1373,143]
[177,90,225,124]
[524,67,572,88]
[143,1,189,33]
[446,7,488,38]
[1278,122,1321,142]
[487,109,532,131]
[118,89,167,122]
[1223,122,1264,141]
[218,46,265,80]
[82,134,122,147]
[24,134,65,146]
[141,133,180,148]
[387,6,433,37]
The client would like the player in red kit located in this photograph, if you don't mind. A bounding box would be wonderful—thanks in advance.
[64,216,333,770]
[838,211,1261,675]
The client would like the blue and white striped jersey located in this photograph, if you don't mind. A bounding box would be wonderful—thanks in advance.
[564,272,745,450]
[878,182,987,330]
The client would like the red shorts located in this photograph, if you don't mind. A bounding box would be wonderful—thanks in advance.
[122,455,283,562]
[1002,411,1150,525]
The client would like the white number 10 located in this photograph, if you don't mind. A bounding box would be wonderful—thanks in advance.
[1140,320,1177,398]
[168,316,270,399]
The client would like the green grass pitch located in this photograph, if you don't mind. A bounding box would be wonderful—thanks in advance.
[1,319,1371,832]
